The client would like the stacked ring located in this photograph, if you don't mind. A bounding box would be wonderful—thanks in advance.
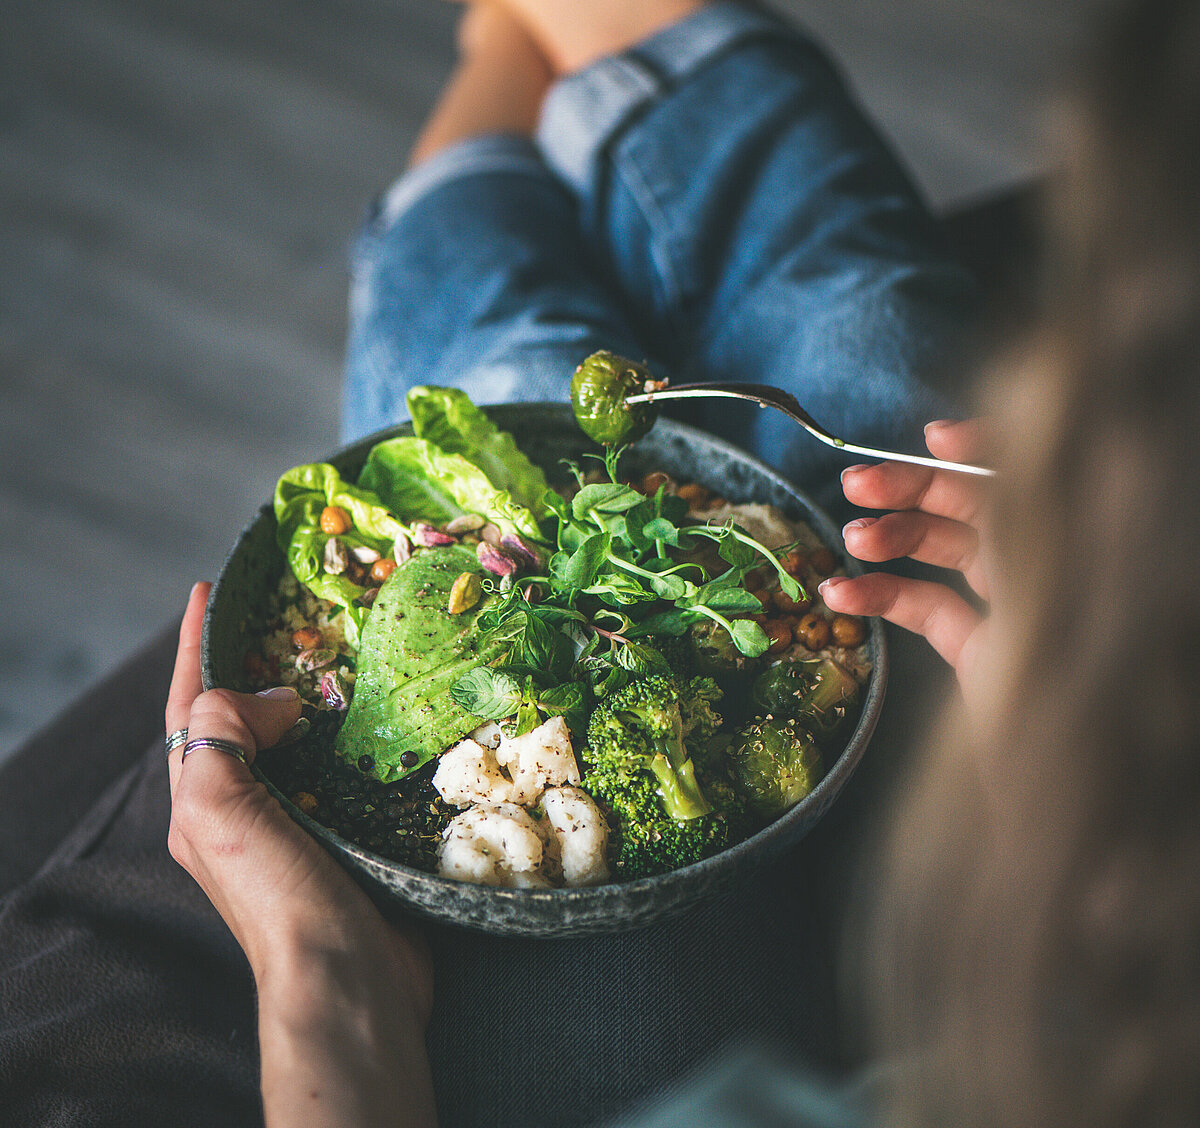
[181,737,250,766]
[165,728,189,757]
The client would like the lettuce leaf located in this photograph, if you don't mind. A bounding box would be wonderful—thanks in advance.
[358,436,543,541]
[273,463,405,644]
[406,386,550,516]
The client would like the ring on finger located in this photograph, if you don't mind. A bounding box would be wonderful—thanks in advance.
[182,737,250,766]
[165,728,189,757]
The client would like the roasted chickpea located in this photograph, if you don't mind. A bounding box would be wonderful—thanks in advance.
[796,612,832,651]
[676,482,711,508]
[320,505,352,535]
[831,614,867,647]
[640,470,674,495]
[291,627,322,652]
[290,791,319,816]
[810,547,837,576]
[743,568,766,593]
[764,619,793,655]
[781,549,807,575]
[370,557,398,584]
[771,586,812,615]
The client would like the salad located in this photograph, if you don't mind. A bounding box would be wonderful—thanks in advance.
[247,353,869,889]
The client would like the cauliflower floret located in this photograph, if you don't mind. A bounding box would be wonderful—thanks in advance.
[437,803,545,886]
[469,721,504,750]
[432,738,513,807]
[494,715,581,805]
[540,787,610,887]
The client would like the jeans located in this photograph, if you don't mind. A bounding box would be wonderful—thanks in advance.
[343,2,975,517]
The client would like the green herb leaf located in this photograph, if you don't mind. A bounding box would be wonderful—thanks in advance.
[571,482,643,520]
[689,585,765,613]
[449,667,521,719]
[536,683,590,734]
[642,517,681,546]
[726,618,770,657]
[560,532,609,590]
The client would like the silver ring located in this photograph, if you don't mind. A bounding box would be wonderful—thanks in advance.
[181,737,250,766]
[165,728,189,757]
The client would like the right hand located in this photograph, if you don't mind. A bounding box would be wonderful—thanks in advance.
[818,419,992,692]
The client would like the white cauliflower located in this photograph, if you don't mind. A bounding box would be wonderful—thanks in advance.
[540,787,610,887]
[437,802,547,887]
[432,738,514,807]
[494,715,580,805]
[469,720,504,750]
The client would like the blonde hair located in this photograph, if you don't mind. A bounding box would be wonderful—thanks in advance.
[865,2,1200,1123]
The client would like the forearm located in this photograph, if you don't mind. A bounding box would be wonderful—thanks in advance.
[255,933,437,1128]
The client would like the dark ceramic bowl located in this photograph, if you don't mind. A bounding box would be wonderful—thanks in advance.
[202,404,886,937]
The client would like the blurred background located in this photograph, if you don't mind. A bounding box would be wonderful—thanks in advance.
[0,0,1106,765]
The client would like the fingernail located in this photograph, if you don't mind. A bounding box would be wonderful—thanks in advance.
[843,517,876,534]
[256,686,299,700]
[818,577,845,593]
[924,419,952,435]
[841,464,870,483]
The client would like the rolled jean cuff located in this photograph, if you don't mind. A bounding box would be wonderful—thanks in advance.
[537,1,802,188]
[366,134,550,237]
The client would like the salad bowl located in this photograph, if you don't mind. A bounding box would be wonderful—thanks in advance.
[201,403,886,937]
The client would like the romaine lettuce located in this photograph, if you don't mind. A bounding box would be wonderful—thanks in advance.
[406,386,550,516]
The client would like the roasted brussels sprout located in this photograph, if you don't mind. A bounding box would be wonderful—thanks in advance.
[728,716,823,819]
[570,350,666,446]
[750,657,860,742]
[686,618,765,678]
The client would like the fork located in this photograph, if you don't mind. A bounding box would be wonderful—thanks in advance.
[624,382,996,477]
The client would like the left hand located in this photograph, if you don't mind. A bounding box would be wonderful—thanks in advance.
[164,582,432,1020]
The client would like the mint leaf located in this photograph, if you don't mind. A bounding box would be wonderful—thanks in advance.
[449,668,521,719]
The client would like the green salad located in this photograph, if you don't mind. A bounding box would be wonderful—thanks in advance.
[253,353,868,888]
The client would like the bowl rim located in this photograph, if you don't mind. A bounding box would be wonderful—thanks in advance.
[202,404,887,911]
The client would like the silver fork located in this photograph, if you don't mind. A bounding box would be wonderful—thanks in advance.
[625,382,995,477]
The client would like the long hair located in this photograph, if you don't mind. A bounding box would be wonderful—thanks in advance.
[867,2,1200,1123]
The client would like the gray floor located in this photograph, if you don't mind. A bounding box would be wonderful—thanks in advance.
[1,0,1105,763]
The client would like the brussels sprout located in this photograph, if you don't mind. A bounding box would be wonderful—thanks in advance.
[728,716,824,819]
[686,618,765,678]
[751,657,860,743]
[570,350,665,446]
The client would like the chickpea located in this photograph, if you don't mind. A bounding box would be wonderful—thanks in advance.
[320,505,352,535]
[810,547,838,576]
[370,557,398,584]
[290,791,319,816]
[640,470,673,495]
[743,568,766,593]
[831,614,867,648]
[771,586,812,615]
[796,612,832,651]
[764,619,793,655]
[676,482,711,508]
[707,496,728,509]
[781,549,807,575]
[291,627,322,652]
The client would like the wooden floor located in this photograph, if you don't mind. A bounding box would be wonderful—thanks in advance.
[1,0,1104,762]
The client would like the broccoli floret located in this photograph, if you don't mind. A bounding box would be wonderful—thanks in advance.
[679,675,723,742]
[582,673,752,879]
[585,675,711,820]
[646,633,695,684]
[585,763,736,879]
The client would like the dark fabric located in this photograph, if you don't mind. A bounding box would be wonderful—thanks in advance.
[0,626,954,1128]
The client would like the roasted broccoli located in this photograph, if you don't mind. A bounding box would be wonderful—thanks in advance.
[582,673,746,878]
[585,675,711,819]
[570,351,665,446]
[727,715,824,820]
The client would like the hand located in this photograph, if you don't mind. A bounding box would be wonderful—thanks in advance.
[165,583,437,1127]
[818,419,992,692]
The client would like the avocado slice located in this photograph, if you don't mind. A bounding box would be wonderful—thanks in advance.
[336,544,503,782]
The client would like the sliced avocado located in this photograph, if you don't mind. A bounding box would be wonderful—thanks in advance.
[336,544,502,782]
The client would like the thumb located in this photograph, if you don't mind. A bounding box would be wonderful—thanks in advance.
[187,686,303,765]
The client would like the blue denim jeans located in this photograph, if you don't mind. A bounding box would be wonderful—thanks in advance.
[343,3,974,515]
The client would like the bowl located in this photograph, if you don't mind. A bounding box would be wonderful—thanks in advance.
[201,404,886,937]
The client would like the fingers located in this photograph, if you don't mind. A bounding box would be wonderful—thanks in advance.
[923,417,988,464]
[165,582,209,738]
[842,511,989,599]
[819,572,983,678]
[169,687,301,798]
